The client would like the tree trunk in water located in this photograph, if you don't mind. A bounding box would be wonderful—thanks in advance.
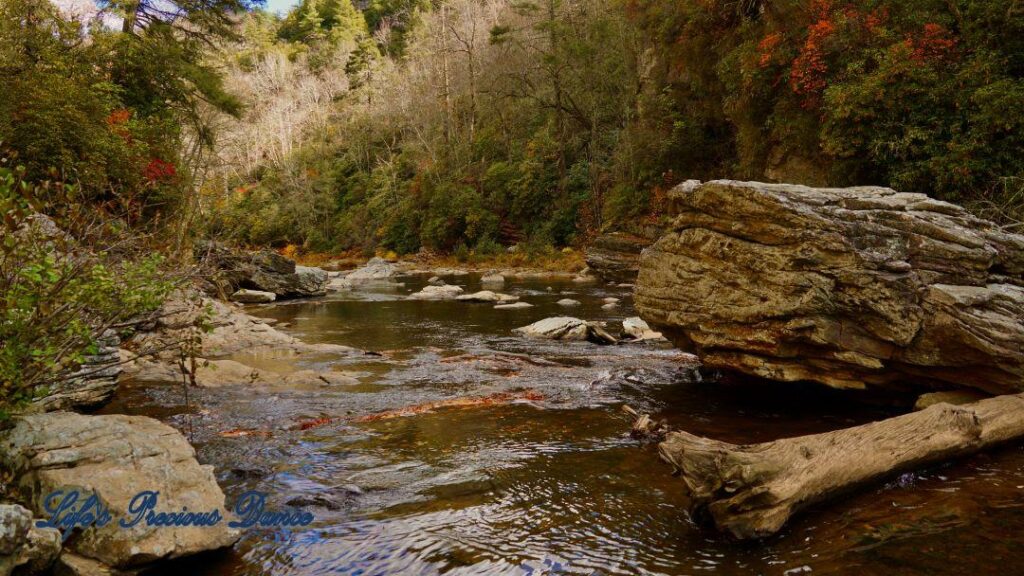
[657,393,1024,539]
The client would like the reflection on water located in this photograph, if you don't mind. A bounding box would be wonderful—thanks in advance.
[105,273,1024,575]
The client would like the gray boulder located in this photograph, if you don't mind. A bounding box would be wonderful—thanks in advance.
[456,291,518,303]
[407,285,464,300]
[200,243,327,299]
[513,317,617,345]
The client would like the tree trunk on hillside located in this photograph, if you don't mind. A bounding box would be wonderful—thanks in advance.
[655,393,1024,539]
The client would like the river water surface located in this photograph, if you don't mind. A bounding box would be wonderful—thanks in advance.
[103,273,1024,575]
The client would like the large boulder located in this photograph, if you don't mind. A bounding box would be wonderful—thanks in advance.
[199,243,327,299]
[0,413,239,570]
[635,180,1024,393]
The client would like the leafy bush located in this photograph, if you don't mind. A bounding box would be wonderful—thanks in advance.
[0,164,174,420]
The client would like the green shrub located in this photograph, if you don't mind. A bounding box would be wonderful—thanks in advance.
[0,165,174,420]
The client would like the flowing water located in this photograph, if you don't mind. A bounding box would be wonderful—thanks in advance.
[103,273,1024,575]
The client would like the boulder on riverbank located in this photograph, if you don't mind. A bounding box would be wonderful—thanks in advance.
[635,180,1024,393]
[0,412,239,570]
[200,242,328,299]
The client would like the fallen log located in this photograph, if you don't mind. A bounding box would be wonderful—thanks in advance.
[649,393,1024,539]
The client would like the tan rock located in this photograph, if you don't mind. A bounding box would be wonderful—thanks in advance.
[635,180,1024,393]
[0,413,239,569]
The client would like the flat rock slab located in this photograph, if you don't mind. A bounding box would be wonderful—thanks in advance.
[636,180,1024,393]
[494,302,534,310]
[407,285,464,300]
[513,317,617,344]
[0,413,239,569]
[229,288,276,303]
[456,291,518,303]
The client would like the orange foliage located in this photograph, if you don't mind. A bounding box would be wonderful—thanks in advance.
[790,3,836,107]
[907,23,957,63]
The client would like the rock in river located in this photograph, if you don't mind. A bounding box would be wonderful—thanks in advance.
[0,412,239,570]
[513,317,617,345]
[456,290,518,303]
[635,180,1024,393]
[408,285,464,300]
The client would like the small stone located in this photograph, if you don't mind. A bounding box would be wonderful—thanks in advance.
[557,298,580,307]
[480,273,505,285]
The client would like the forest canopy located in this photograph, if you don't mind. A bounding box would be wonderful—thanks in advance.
[3,0,1023,255]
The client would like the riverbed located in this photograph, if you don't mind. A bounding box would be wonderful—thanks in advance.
[103,273,1024,575]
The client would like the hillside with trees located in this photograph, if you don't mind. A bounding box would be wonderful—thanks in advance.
[199,0,1024,257]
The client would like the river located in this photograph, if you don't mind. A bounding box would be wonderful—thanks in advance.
[102,273,1024,575]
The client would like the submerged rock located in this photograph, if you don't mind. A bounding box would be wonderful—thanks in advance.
[407,285,464,300]
[635,180,1024,393]
[513,317,617,345]
[0,412,239,569]
[480,273,505,285]
[556,298,580,307]
[229,288,276,303]
[494,302,534,310]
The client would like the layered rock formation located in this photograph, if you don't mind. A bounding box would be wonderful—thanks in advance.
[0,412,239,570]
[584,232,651,283]
[201,243,328,299]
[635,180,1024,393]
[33,330,121,412]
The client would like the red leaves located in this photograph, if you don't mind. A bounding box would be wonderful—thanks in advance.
[143,158,177,183]
[907,23,958,63]
[105,109,131,126]
[790,16,835,106]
